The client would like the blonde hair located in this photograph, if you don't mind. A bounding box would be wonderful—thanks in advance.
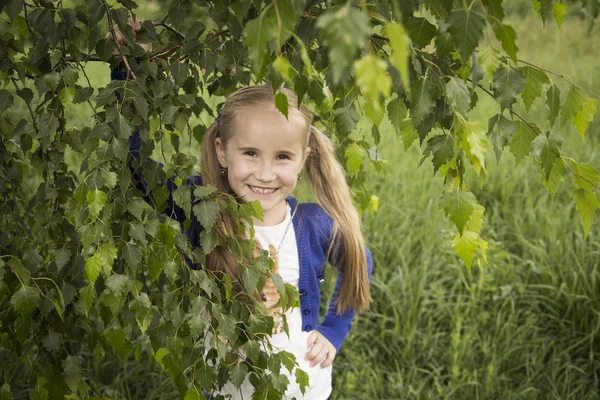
[201,85,371,313]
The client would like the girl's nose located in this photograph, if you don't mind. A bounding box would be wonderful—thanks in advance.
[256,161,276,182]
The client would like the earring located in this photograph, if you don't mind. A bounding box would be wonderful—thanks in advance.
[221,167,227,175]
[297,175,301,181]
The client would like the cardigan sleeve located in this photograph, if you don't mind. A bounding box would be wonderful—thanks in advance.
[314,209,373,352]
[111,67,202,231]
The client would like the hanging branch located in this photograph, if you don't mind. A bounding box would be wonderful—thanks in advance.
[101,0,136,80]
[517,59,600,100]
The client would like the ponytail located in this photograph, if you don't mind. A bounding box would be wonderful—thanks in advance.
[306,126,371,313]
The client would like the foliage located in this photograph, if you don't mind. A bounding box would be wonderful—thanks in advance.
[0,0,599,398]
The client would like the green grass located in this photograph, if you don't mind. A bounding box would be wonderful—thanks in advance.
[331,5,600,399]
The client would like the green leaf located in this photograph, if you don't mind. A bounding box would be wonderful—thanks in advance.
[95,39,115,62]
[85,255,102,284]
[404,17,437,48]
[354,55,391,99]
[194,185,216,200]
[173,186,192,220]
[510,120,539,163]
[123,242,140,271]
[0,89,14,113]
[106,273,129,294]
[243,8,276,74]
[188,313,207,340]
[345,142,364,177]
[387,96,408,129]
[445,77,470,117]
[274,92,289,119]
[553,2,567,28]
[410,75,440,130]
[542,158,568,197]
[79,285,95,315]
[97,243,118,275]
[74,86,94,104]
[520,66,550,111]
[272,56,297,82]
[63,356,82,392]
[478,46,502,79]
[459,119,488,175]
[147,252,164,282]
[546,84,561,127]
[193,200,218,230]
[101,169,118,189]
[488,114,515,162]
[531,133,563,179]
[573,188,599,238]
[567,160,600,190]
[52,248,71,273]
[447,5,486,61]
[184,385,201,400]
[492,67,526,109]
[399,119,419,150]
[494,24,518,63]
[439,191,477,235]
[10,285,40,316]
[105,329,133,359]
[334,104,359,136]
[364,102,385,127]
[29,388,48,400]
[316,3,371,83]
[482,0,505,22]
[241,267,260,295]
[560,86,586,127]
[170,63,190,87]
[572,97,598,139]
[452,230,486,268]
[200,230,218,254]
[114,112,132,138]
[387,22,411,93]
[130,92,149,121]
[423,134,454,173]
[295,369,309,395]
[230,363,248,388]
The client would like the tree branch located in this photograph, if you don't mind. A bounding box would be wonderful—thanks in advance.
[517,59,600,100]
[11,77,38,135]
[475,81,540,134]
[101,0,136,80]
[154,21,185,40]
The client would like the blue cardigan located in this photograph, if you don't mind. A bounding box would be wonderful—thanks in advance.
[119,69,372,351]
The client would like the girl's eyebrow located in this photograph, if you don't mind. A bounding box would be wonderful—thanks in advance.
[237,146,298,156]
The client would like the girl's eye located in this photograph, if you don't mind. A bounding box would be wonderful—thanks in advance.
[244,151,256,157]
[277,154,290,160]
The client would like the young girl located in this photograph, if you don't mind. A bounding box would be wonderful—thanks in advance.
[116,62,372,396]
[201,86,372,399]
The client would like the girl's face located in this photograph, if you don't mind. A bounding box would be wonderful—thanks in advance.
[215,105,310,226]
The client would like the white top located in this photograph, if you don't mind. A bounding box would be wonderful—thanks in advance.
[222,205,332,399]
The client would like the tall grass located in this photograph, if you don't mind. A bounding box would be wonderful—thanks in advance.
[332,5,600,399]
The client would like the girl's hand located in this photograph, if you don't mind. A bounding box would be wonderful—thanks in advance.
[305,331,337,368]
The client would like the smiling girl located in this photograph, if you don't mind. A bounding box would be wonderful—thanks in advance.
[199,85,372,399]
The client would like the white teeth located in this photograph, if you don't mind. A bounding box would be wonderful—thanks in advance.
[250,186,276,194]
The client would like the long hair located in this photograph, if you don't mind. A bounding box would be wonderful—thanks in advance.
[201,85,371,313]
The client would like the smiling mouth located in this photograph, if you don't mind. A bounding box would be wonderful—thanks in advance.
[248,185,277,195]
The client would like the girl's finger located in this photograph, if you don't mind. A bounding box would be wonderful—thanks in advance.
[304,342,324,365]
[306,330,319,349]
[320,350,336,368]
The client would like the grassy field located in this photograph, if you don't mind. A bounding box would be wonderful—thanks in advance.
[331,5,600,400]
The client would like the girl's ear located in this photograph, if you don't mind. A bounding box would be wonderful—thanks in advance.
[214,137,227,168]
[304,147,311,164]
